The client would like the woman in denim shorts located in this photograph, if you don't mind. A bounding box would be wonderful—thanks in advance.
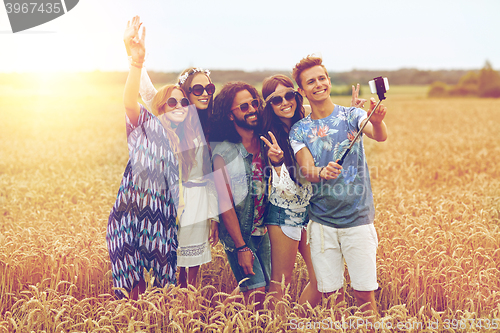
[260,75,321,306]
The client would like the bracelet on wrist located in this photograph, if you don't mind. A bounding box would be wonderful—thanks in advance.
[128,56,144,69]
[318,166,326,180]
[237,246,255,259]
[235,244,247,251]
[130,62,143,69]
[237,247,252,254]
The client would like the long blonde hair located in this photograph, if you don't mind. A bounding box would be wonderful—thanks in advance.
[151,85,198,181]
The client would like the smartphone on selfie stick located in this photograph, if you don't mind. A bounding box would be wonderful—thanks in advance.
[337,76,389,166]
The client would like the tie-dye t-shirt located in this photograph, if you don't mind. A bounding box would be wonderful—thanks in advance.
[289,105,375,229]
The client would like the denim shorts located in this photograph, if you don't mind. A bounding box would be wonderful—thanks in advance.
[225,234,271,292]
[263,203,308,228]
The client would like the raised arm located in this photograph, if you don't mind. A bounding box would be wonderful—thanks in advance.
[123,18,146,127]
[360,97,388,142]
[124,16,157,111]
[139,69,157,111]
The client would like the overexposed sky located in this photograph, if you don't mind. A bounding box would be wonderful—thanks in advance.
[1,0,499,73]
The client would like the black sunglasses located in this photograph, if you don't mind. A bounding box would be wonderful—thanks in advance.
[269,90,297,106]
[231,99,259,112]
[166,97,190,108]
[189,83,216,96]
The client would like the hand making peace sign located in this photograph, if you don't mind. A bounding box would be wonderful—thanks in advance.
[260,131,284,166]
[351,83,367,108]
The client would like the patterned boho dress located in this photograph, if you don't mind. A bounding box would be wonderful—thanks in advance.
[106,105,180,298]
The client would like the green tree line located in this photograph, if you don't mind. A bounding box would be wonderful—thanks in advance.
[0,68,478,87]
[428,61,500,98]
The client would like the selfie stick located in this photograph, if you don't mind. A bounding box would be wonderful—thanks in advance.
[337,77,389,166]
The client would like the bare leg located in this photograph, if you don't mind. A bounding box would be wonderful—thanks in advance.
[297,229,322,307]
[267,225,299,301]
[325,290,344,306]
[187,265,200,288]
[129,278,146,300]
[325,289,345,321]
[353,290,377,315]
[353,290,377,332]
[179,267,187,288]
[242,286,266,310]
[231,286,240,296]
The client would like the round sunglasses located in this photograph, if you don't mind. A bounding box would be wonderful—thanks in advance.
[166,97,190,108]
[268,90,297,106]
[189,83,216,96]
[231,99,259,112]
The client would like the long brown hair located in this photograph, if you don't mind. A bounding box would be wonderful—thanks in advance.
[151,85,197,181]
[261,75,305,183]
[178,68,213,140]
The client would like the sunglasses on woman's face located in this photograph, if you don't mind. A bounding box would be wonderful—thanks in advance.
[166,97,190,108]
[189,83,216,96]
[269,90,296,106]
[231,99,259,112]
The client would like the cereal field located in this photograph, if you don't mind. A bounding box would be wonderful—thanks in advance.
[0,78,499,332]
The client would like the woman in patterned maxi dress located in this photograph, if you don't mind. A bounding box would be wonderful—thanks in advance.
[106,20,182,299]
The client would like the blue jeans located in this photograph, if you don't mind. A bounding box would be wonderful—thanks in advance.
[225,234,271,292]
[264,203,308,227]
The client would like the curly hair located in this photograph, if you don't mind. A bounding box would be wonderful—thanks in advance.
[210,81,263,144]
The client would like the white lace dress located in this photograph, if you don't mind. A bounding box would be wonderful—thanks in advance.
[138,69,218,267]
[177,138,217,267]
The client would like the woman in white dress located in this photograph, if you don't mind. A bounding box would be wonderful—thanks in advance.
[124,16,219,288]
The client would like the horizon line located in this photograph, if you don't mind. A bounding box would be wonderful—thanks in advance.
[0,67,489,75]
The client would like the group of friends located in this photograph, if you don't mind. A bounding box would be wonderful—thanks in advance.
[106,16,388,315]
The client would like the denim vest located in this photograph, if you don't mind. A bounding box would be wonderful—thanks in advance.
[212,141,268,251]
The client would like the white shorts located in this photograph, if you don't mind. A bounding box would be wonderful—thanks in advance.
[308,220,378,293]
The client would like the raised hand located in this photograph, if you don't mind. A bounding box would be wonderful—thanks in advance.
[124,16,141,56]
[124,16,146,64]
[351,83,367,108]
[260,131,284,166]
[367,97,387,124]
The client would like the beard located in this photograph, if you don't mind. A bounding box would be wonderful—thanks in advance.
[233,112,260,130]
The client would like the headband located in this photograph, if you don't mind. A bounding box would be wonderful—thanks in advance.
[178,68,211,86]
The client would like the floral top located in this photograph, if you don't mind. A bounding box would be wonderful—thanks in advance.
[289,105,374,229]
[251,151,267,236]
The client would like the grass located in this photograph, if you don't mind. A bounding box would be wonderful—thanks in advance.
[0,79,499,332]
